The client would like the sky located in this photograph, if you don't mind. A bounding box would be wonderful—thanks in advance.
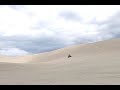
[0,5,120,56]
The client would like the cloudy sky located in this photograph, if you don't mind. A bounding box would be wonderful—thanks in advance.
[0,5,120,56]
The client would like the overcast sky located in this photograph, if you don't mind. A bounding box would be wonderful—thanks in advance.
[0,5,120,56]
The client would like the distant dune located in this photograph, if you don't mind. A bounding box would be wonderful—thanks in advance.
[0,38,120,85]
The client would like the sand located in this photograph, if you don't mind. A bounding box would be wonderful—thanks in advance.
[0,38,120,85]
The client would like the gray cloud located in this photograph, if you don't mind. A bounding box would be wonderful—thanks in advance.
[7,5,25,10]
[97,12,120,39]
[7,5,34,17]
[31,21,49,30]
[0,35,67,54]
[59,11,82,22]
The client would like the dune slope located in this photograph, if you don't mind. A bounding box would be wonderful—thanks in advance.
[0,38,120,84]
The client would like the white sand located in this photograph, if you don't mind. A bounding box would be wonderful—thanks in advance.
[0,38,120,85]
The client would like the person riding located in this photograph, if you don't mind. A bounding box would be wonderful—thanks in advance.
[68,54,72,58]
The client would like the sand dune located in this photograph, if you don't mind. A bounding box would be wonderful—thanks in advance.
[0,38,120,84]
